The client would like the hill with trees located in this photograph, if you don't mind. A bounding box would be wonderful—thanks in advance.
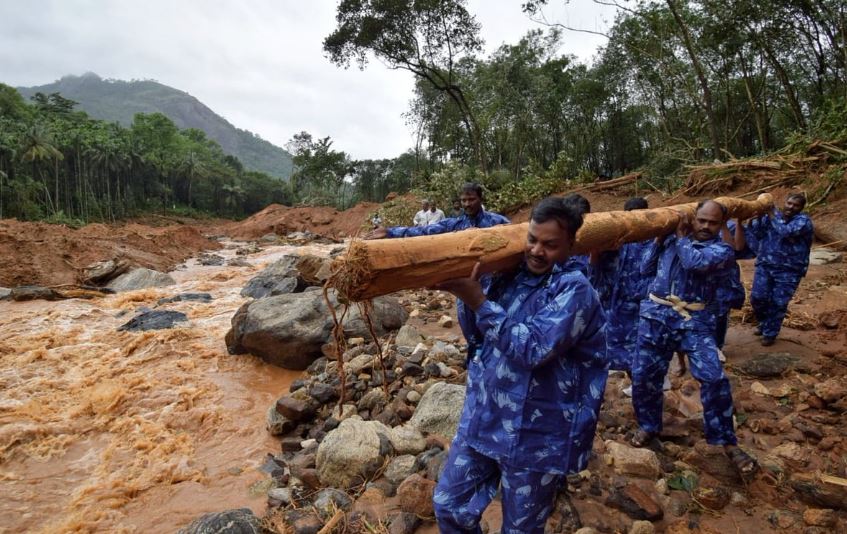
[17,73,293,180]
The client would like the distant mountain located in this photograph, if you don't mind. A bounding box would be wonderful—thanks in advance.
[17,73,293,180]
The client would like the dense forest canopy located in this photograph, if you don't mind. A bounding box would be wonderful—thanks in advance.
[1,0,845,222]
[0,86,294,223]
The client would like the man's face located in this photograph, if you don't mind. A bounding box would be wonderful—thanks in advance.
[782,196,804,219]
[421,201,430,211]
[461,192,482,217]
[430,204,437,212]
[692,202,724,241]
[525,219,573,275]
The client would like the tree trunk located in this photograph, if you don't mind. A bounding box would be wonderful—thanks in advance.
[666,0,722,160]
[330,194,775,301]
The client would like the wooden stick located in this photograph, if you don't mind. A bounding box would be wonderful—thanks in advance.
[329,194,773,301]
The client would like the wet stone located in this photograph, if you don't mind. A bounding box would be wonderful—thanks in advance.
[313,488,353,518]
[177,508,264,534]
[401,362,424,377]
[266,407,296,436]
[309,382,338,404]
[157,292,212,305]
[387,511,422,534]
[284,509,322,534]
[118,310,188,332]
[10,285,61,301]
[605,483,664,520]
[738,353,807,378]
[275,396,317,422]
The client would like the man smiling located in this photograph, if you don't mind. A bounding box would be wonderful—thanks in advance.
[431,196,607,533]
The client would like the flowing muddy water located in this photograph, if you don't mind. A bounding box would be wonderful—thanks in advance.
[0,241,336,533]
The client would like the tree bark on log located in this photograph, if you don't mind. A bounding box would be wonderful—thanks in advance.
[329,194,774,301]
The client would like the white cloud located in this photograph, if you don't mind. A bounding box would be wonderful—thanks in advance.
[0,0,614,160]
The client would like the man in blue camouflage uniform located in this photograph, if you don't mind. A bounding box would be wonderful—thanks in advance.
[746,193,814,346]
[594,197,651,372]
[431,197,607,534]
[364,182,509,239]
[712,219,755,353]
[630,200,757,474]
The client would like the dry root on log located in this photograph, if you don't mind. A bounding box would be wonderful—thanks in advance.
[328,194,773,302]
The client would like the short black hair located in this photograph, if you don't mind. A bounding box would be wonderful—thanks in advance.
[561,193,591,215]
[624,197,648,211]
[530,196,583,238]
[461,182,484,199]
[696,199,728,219]
[787,192,807,208]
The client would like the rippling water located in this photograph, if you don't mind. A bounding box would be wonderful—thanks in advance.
[0,242,333,533]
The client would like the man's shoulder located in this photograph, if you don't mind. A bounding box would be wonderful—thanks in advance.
[482,210,510,224]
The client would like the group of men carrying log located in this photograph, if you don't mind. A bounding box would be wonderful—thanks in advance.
[364,184,814,533]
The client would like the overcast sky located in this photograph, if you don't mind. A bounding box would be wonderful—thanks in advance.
[0,0,616,160]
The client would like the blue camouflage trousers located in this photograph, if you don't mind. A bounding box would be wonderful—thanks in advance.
[433,436,564,534]
[632,314,737,445]
[750,266,803,339]
[606,302,640,372]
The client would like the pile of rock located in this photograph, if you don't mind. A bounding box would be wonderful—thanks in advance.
[253,325,467,533]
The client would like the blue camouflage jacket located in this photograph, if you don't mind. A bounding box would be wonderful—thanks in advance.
[456,262,608,474]
[746,211,813,275]
[386,209,510,238]
[605,241,651,313]
[640,234,735,327]
[713,220,756,314]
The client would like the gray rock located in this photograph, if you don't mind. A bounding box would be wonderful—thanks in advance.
[0,287,10,300]
[177,508,266,534]
[240,255,304,299]
[313,488,353,518]
[358,388,388,412]
[198,253,225,266]
[266,406,296,436]
[316,419,392,488]
[409,382,465,439]
[385,454,418,485]
[82,258,130,285]
[738,353,808,377]
[226,289,407,370]
[809,249,842,265]
[107,268,176,292]
[268,487,292,506]
[10,285,61,301]
[387,512,421,534]
[117,310,188,332]
[386,425,427,455]
[157,293,213,305]
[394,325,424,349]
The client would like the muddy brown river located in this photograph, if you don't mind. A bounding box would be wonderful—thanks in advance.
[0,242,334,533]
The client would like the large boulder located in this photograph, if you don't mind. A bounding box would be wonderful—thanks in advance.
[226,289,407,370]
[240,255,304,299]
[316,419,393,488]
[107,268,176,292]
[408,383,465,439]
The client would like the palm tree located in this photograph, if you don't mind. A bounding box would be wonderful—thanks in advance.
[19,123,63,215]
[177,150,209,207]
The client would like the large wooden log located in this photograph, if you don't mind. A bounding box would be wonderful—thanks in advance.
[329,194,773,301]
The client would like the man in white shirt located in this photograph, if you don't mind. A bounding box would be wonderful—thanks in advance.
[413,200,431,226]
[429,202,446,224]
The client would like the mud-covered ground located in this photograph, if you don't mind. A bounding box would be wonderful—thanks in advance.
[1,180,846,532]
